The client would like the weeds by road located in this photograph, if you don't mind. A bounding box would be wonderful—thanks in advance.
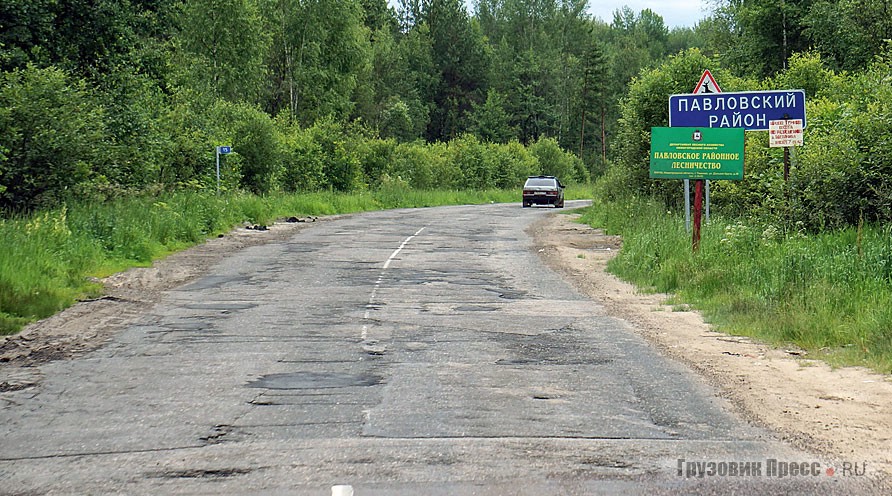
[579,197,892,374]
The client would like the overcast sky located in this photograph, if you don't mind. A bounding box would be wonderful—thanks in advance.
[388,2,711,29]
[588,1,711,28]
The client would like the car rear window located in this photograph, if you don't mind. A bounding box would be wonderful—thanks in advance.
[525,178,557,187]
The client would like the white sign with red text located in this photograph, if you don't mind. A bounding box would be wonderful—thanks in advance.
[768,119,804,147]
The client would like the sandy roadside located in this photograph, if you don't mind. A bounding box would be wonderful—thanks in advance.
[529,211,892,479]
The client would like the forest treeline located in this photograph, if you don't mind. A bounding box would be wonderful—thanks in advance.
[2,0,892,228]
[0,0,659,212]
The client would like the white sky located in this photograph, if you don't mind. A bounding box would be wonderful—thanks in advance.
[588,1,711,28]
[387,1,711,29]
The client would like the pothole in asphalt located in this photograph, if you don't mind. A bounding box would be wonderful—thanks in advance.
[247,371,383,390]
[176,275,249,291]
[181,303,258,311]
[495,357,613,366]
[485,288,530,300]
[454,305,500,312]
[151,467,254,479]
[159,321,216,332]
[283,244,318,254]
[0,380,36,392]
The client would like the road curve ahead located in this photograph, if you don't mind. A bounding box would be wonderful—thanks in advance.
[0,202,880,495]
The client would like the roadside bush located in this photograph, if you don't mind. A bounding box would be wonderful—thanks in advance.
[356,138,396,187]
[212,100,283,194]
[767,52,846,102]
[306,118,364,192]
[280,126,325,192]
[449,134,491,189]
[425,142,460,188]
[529,136,588,183]
[373,174,413,208]
[155,95,219,190]
[390,142,435,189]
[0,65,107,212]
[379,97,416,141]
[485,141,540,188]
[93,71,171,189]
[715,50,892,230]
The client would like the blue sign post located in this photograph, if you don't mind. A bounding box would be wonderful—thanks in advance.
[215,145,232,194]
[669,90,806,131]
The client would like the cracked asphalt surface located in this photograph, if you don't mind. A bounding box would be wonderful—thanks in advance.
[0,202,882,494]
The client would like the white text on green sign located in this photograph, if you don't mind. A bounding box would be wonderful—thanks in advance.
[650,127,745,180]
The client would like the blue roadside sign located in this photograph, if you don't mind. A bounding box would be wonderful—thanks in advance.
[669,90,806,131]
[218,146,232,154]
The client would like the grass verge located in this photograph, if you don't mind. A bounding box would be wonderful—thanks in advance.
[579,196,892,374]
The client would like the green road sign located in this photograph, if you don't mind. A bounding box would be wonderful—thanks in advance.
[650,127,745,180]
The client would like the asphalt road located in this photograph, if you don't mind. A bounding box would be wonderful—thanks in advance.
[0,202,881,494]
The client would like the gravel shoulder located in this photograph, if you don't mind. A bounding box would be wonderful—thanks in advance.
[2,209,891,482]
[529,211,892,479]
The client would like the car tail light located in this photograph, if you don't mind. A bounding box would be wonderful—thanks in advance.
[523,190,533,195]
[546,191,556,195]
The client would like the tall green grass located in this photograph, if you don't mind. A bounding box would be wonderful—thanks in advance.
[0,187,541,335]
[579,197,892,373]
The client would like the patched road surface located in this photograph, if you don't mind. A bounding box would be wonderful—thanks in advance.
[0,202,882,494]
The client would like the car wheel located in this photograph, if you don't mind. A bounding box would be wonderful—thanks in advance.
[556,200,564,208]
[522,202,530,208]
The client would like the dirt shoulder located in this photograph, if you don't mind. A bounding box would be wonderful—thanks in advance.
[3,210,891,480]
[529,212,892,478]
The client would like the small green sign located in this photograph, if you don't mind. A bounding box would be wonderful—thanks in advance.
[650,127,745,180]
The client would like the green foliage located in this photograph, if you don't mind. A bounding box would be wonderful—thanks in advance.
[378,98,416,141]
[469,89,516,144]
[0,0,57,71]
[93,71,170,189]
[280,125,324,192]
[211,101,283,194]
[706,49,892,230]
[0,207,102,331]
[485,141,540,188]
[503,48,557,144]
[803,0,892,71]
[261,0,371,124]
[448,134,490,188]
[355,138,396,186]
[529,136,588,184]
[0,65,107,212]
[155,96,218,189]
[0,0,168,78]
[422,0,490,141]
[306,118,364,192]
[389,141,450,189]
[711,0,811,78]
[766,52,843,100]
[176,0,270,103]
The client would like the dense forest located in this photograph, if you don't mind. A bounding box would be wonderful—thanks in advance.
[2,0,892,229]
